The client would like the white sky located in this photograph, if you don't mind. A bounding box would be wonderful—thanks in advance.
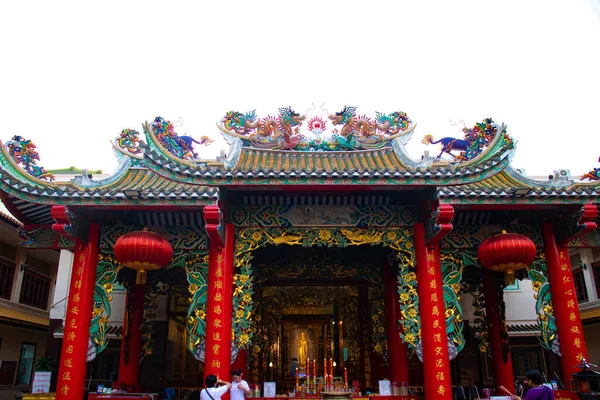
[1,1,599,179]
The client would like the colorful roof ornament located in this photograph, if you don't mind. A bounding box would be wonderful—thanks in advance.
[149,117,214,160]
[4,135,54,181]
[115,128,142,155]
[422,118,513,162]
[581,158,600,181]
[219,105,415,151]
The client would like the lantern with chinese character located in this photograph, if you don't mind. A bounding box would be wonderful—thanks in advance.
[478,230,536,285]
[114,228,173,284]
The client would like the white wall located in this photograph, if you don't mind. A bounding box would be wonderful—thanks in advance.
[504,279,539,324]
[459,279,539,326]
[49,250,73,320]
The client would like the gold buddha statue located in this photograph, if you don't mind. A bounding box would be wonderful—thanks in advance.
[297,332,308,369]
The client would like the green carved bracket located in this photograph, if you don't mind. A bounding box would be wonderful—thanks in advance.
[89,253,121,359]
[527,255,560,355]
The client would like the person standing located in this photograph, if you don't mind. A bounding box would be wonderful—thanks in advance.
[230,369,251,400]
[512,369,554,400]
[201,374,232,400]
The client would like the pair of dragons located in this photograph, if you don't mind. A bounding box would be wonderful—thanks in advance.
[222,106,412,150]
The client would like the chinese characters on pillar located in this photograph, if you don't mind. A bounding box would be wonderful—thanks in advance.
[58,253,85,397]
[427,253,449,397]
[210,253,225,370]
[557,249,587,363]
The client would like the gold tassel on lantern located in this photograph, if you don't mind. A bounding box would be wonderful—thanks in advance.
[136,270,147,285]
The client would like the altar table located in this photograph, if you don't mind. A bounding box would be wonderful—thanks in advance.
[250,396,418,400]
[88,394,157,400]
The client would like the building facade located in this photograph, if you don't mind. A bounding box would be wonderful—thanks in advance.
[1,108,599,399]
[0,210,59,399]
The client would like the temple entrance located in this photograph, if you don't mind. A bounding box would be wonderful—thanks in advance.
[248,244,398,394]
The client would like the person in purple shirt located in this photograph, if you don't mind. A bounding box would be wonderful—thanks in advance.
[513,369,554,400]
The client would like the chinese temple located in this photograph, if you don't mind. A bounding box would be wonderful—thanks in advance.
[2,105,600,400]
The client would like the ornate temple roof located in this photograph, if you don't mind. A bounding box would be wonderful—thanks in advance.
[440,168,600,204]
[1,108,599,224]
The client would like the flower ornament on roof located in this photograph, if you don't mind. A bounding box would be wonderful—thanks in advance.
[581,157,600,181]
[421,118,512,162]
[219,105,415,151]
[4,135,55,181]
[150,117,214,160]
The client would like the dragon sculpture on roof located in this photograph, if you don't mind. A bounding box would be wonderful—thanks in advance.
[219,105,415,151]
[222,107,306,150]
[4,135,55,181]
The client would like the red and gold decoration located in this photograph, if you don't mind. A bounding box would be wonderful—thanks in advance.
[55,225,101,400]
[478,230,536,285]
[114,228,173,284]
[203,215,235,379]
[543,223,589,380]
[414,223,452,399]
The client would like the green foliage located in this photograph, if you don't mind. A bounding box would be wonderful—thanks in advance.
[34,357,55,372]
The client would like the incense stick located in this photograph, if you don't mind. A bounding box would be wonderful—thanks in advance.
[498,385,514,396]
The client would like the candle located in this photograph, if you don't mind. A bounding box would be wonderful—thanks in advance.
[344,367,348,390]
[323,358,327,378]
[296,367,299,391]
[313,359,317,392]
[329,358,333,378]
[307,357,310,378]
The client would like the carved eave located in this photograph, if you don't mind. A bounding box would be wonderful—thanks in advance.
[0,167,219,225]
[138,137,515,187]
[439,167,600,205]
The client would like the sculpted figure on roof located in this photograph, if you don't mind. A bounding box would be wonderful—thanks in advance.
[4,135,54,181]
[421,118,513,162]
[581,157,600,181]
[219,105,415,151]
[149,117,214,160]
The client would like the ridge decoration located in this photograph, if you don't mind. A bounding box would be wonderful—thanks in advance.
[422,118,513,161]
[4,135,55,181]
[219,105,415,151]
[149,117,214,160]
[581,157,600,181]
[116,129,142,154]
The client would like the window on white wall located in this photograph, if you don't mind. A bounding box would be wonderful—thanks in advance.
[15,342,36,385]
[573,267,589,303]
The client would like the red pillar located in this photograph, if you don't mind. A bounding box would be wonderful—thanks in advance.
[414,223,452,399]
[231,349,248,376]
[383,262,409,383]
[56,223,100,400]
[483,269,515,394]
[543,223,588,381]
[204,223,234,381]
[116,283,145,390]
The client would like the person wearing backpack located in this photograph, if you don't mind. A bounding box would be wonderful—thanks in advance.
[201,374,232,400]
[512,369,554,400]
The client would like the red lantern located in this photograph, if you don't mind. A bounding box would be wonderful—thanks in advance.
[114,228,173,284]
[478,230,536,285]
